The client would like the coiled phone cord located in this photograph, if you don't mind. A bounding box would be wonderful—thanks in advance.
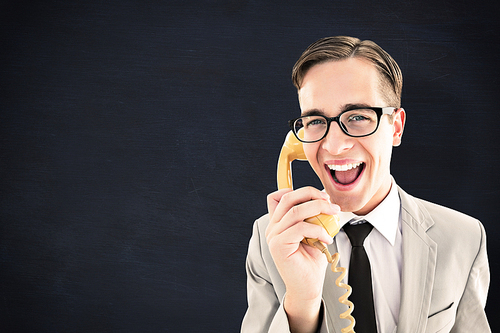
[313,241,356,333]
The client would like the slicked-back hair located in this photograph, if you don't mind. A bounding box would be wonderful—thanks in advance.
[292,36,403,108]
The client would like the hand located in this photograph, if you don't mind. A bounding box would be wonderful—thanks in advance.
[265,187,340,333]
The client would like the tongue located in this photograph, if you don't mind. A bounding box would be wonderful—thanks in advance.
[335,166,362,185]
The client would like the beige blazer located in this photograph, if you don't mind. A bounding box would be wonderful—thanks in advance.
[241,186,490,333]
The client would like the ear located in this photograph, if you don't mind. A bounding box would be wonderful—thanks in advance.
[392,108,406,147]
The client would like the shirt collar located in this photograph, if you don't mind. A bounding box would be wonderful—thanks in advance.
[337,178,401,246]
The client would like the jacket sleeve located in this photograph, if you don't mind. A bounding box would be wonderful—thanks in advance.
[450,221,490,332]
[241,217,330,333]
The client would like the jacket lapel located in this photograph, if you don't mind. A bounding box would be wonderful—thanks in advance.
[322,187,439,333]
[396,187,438,333]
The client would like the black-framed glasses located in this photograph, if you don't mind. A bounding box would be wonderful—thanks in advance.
[288,107,396,143]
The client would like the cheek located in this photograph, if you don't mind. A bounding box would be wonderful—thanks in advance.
[361,137,392,168]
[303,143,320,163]
[375,145,393,170]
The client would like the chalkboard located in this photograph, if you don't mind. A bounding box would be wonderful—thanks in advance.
[1,1,499,331]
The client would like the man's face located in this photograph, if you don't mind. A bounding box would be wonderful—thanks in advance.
[298,57,405,215]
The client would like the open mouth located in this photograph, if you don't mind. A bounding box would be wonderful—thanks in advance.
[327,162,364,185]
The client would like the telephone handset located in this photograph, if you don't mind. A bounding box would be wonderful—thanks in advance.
[277,130,356,333]
[277,131,340,244]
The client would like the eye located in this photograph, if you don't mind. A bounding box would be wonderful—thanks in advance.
[347,114,370,122]
[344,109,377,123]
[304,116,327,128]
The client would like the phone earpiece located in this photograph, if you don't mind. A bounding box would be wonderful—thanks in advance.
[277,131,307,190]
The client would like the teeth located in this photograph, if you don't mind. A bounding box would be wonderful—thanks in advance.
[327,162,363,171]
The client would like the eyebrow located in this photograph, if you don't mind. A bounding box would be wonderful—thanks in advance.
[300,103,374,117]
[300,109,325,117]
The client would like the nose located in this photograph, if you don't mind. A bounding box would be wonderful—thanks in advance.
[321,121,354,155]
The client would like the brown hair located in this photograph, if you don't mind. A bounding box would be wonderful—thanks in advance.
[292,36,403,108]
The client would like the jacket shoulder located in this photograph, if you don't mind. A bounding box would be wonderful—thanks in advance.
[398,186,485,251]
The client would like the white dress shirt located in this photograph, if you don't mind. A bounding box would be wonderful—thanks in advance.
[335,180,402,333]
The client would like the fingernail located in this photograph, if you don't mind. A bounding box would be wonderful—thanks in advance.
[330,203,340,214]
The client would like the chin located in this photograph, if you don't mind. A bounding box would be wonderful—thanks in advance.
[338,199,366,214]
[324,183,371,213]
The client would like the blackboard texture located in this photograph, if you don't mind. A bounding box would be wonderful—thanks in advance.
[1,0,499,332]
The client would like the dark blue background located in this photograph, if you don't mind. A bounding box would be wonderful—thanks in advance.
[1,0,499,331]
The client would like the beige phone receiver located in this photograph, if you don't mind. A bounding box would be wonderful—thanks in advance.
[277,130,340,242]
[277,130,356,333]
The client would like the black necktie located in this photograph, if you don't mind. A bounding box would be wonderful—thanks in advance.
[343,222,377,333]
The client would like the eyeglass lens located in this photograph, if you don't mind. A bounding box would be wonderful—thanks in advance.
[294,109,379,142]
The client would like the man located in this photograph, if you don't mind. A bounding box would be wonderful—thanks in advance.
[241,36,490,333]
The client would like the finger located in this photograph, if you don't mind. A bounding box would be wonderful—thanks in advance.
[270,186,330,224]
[267,188,293,218]
[269,221,334,256]
[269,198,338,238]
